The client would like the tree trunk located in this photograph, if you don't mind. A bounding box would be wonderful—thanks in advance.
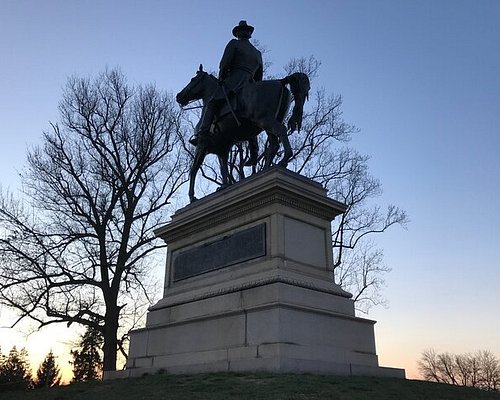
[102,307,119,372]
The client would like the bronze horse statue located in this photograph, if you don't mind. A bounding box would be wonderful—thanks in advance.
[176,65,310,202]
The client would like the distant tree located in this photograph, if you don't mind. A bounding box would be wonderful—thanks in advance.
[70,325,103,382]
[419,349,500,391]
[34,350,61,388]
[0,68,189,372]
[455,353,473,386]
[437,352,459,385]
[0,346,33,391]
[478,350,500,391]
[468,352,483,388]
[418,349,443,383]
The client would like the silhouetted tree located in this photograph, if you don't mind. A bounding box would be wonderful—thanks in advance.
[0,346,32,391]
[335,241,391,312]
[34,350,61,388]
[418,349,444,383]
[70,325,103,382]
[479,350,500,391]
[0,68,189,372]
[419,349,500,391]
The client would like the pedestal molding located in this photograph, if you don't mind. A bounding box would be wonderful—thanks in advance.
[151,274,351,311]
[155,168,346,243]
[140,298,375,334]
[161,190,343,243]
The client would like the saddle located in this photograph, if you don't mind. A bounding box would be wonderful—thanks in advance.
[213,79,257,126]
[212,90,240,128]
[216,96,238,122]
[189,91,242,146]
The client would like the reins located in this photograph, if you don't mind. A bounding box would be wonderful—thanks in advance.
[182,102,204,111]
[181,75,241,128]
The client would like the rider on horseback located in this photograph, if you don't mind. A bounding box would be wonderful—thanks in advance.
[191,21,263,145]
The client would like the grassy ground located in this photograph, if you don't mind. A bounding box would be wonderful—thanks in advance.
[4,372,500,400]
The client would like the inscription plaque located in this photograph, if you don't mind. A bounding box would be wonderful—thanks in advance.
[172,223,266,281]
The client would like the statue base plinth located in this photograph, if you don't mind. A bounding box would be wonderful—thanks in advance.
[109,168,404,379]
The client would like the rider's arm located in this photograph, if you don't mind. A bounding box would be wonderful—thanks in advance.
[253,50,263,82]
[219,39,237,81]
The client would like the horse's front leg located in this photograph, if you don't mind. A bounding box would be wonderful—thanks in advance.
[189,145,207,202]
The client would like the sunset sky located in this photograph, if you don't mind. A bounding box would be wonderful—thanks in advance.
[1,0,499,381]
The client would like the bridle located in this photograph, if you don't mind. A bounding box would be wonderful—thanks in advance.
[179,72,219,111]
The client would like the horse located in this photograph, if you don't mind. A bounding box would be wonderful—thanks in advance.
[176,65,310,202]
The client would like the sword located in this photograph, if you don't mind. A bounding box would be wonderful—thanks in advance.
[220,82,241,127]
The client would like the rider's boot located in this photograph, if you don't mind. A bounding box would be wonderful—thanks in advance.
[189,101,218,146]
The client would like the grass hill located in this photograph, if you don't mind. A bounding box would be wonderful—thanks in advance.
[4,372,500,400]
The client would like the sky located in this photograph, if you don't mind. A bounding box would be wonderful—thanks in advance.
[1,0,499,382]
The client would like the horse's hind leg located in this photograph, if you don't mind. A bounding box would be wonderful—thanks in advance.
[263,134,279,168]
[265,120,291,168]
[277,123,292,167]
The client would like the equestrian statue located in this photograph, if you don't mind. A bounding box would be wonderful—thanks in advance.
[176,21,310,202]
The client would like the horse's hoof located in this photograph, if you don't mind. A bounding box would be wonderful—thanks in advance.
[190,196,198,203]
[277,161,288,168]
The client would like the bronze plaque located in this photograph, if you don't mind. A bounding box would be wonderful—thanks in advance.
[172,223,266,281]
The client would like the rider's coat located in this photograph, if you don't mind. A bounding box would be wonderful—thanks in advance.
[217,38,263,98]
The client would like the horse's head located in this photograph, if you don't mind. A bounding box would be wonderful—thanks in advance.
[176,64,211,107]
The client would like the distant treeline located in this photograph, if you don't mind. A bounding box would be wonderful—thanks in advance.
[419,349,500,391]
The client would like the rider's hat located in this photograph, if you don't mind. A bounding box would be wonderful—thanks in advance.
[232,20,254,37]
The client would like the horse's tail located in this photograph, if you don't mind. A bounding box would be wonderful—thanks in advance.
[281,73,310,132]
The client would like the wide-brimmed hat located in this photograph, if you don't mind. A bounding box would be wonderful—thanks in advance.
[232,20,254,37]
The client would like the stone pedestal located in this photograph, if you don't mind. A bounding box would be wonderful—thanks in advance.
[122,168,404,378]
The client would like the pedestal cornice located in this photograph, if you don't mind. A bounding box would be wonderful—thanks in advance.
[155,168,346,243]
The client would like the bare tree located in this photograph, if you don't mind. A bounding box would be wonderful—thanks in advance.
[418,349,443,383]
[455,353,473,386]
[437,352,459,385]
[0,69,189,371]
[419,349,500,391]
[335,241,390,312]
[469,352,483,388]
[479,350,500,391]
